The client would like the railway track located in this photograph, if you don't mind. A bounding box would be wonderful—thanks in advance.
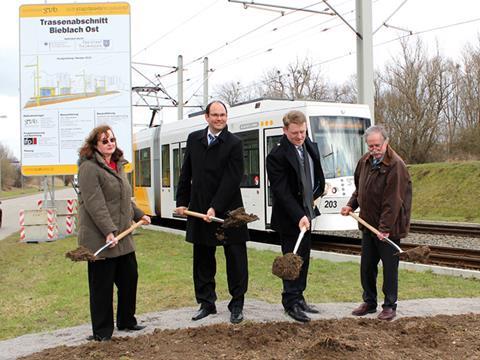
[249,231,480,271]
[309,236,480,271]
[410,220,480,237]
[154,219,480,271]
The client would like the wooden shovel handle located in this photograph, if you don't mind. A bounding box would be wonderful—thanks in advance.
[349,212,403,253]
[94,219,146,257]
[349,212,381,236]
[183,209,224,224]
[116,219,147,241]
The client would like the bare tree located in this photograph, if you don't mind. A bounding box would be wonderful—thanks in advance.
[329,76,357,103]
[440,61,463,157]
[261,58,330,100]
[0,143,18,190]
[376,39,448,163]
[214,80,245,106]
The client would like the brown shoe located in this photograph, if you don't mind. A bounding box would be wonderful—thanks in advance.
[351,303,377,316]
[377,308,396,321]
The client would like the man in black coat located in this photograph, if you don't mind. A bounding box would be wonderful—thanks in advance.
[175,101,249,324]
[266,110,325,323]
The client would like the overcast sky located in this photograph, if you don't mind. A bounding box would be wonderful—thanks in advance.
[2,0,480,158]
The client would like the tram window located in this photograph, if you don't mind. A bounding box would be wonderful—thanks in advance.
[172,145,186,200]
[310,116,368,178]
[161,144,170,187]
[236,130,260,188]
[134,148,151,187]
[266,135,283,206]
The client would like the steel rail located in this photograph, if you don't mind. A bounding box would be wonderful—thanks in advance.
[410,220,480,237]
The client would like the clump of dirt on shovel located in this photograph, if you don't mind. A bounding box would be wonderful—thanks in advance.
[65,246,97,262]
[215,207,259,241]
[223,207,259,228]
[398,245,431,262]
[272,253,304,280]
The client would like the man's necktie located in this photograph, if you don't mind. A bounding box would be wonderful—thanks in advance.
[297,145,314,219]
[208,133,217,145]
[297,146,304,165]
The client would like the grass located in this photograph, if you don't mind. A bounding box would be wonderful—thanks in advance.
[0,185,69,200]
[409,160,480,223]
[1,228,480,340]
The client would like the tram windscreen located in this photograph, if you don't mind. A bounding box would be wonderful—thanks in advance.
[310,116,368,178]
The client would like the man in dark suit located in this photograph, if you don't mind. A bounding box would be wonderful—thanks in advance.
[267,110,325,323]
[175,100,249,324]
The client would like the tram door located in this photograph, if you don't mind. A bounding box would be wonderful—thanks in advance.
[161,141,186,218]
[263,128,283,228]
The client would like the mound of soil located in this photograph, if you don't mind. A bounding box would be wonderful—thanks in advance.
[19,314,480,359]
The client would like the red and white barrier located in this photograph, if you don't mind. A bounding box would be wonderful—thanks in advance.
[66,215,75,234]
[47,209,57,240]
[19,210,26,242]
[19,209,58,242]
[37,198,78,237]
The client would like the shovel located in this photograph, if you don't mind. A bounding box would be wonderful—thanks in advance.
[183,209,225,224]
[349,212,430,262]
[272,226,307,280]
[94,220,145,256]
[183,208,259,227]
[349,212,404,254]
[66,219,147,262]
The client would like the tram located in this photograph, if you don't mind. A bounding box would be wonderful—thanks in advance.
[132,98,371,232]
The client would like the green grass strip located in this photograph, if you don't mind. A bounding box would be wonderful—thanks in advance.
[1,228,480,340]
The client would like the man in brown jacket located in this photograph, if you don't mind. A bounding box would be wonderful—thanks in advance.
[341,125,412,321]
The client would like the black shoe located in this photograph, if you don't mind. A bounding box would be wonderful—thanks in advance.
[192,306,217,321]
[230,307,244,324]
[87,334,111,342]
[298,300,319,314]
[286,304,310,323]
[117,324,146,331]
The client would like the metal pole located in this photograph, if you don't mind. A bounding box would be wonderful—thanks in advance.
[203,57,209,108]
[356,0,375,120]
[177,55,183,120]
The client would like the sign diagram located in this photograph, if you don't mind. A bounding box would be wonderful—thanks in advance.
[20,3,132,175]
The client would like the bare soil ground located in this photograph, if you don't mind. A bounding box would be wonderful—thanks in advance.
[19,313,480,360]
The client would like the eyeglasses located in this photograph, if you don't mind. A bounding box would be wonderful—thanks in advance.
[100,137,116,145]
[367,141,384,150]
[208,113,227,118]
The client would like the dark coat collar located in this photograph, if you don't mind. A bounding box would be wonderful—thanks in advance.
[195,126,229,148]
[364,144,395,167]
[280,135,303,172]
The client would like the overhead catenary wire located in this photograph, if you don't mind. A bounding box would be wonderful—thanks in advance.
[309,15,480,68]
[184,1,329,66]
[133,1,354,95]
[156,1,357,102]
[132,0,222,58]
[373,0,409,35]
[215,14,480,96]
[213,3,357,72]
[134,1,478,111]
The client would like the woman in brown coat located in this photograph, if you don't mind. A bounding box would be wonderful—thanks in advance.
[78,125,150,341]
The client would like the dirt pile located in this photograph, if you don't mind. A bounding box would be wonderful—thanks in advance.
[19,314,480,359]
[272,252,304,280]
[65,246,97,262]
[398,245,431,262]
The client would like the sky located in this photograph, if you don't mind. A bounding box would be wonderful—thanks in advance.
[2,0,480,159]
